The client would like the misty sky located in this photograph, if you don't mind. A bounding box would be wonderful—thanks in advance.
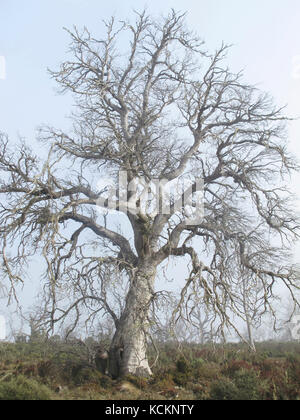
[1,0,300,325]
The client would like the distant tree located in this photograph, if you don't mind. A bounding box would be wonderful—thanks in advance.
[15,334,28,344]
[167,283,221,344]
[28,317,47,343]
[277,294,300,341]
[232,264,268,351]
[0,10,300,377]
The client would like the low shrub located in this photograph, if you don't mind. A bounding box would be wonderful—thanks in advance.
[73,366,103,385]
[224,360,257,377]
[191,381,211,400]
[191,358,205,370]
[210,377,239,400]
[195,362,221,380]
[98,374,115,389]
[173,371,190,387]
[151,372,175,391]
[176,357,191,374]
[0,375,53,400]
[210,370,260,400]
[232,369,260,400]
[125,374,149,390]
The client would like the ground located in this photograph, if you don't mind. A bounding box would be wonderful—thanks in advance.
[0,339,300,400]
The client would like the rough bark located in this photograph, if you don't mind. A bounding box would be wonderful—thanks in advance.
[242,278,256,352]
[108,260,157,377]
[246,316,256,353]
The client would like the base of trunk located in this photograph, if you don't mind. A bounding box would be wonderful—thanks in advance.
[108,260,157,378]
[109,328,152,378]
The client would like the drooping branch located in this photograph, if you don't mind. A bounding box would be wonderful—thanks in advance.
[58,212,137,266]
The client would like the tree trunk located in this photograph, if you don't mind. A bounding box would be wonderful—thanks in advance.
[245,313,256,352]
[108,260,157,378]
[242,278,256,352]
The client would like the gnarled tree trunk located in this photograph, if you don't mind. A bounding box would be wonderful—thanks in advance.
[108,260,157,378]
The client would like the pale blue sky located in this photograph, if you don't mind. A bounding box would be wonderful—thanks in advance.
[1,0,300,327]
[1,0,300,140]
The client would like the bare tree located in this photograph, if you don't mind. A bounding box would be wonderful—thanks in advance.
[187,305,217,345]
[0,10,300,377]
[231,262,269,351]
